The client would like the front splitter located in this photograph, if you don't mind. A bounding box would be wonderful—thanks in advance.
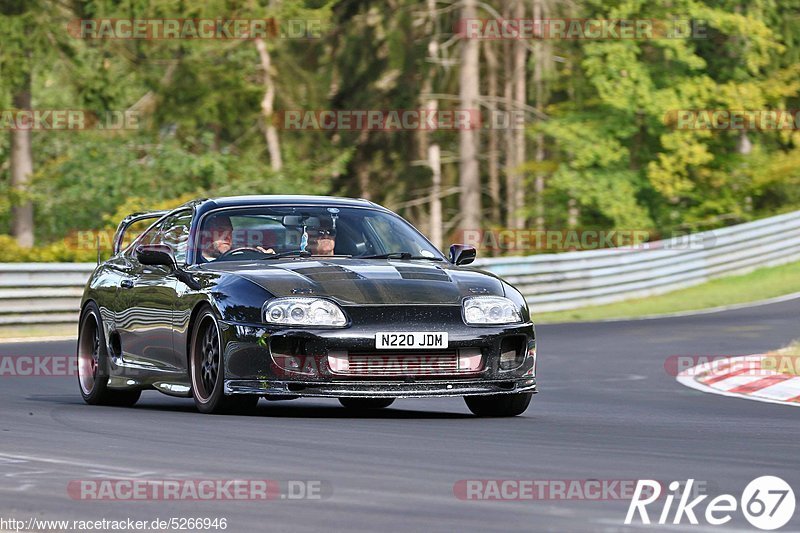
[225,378,537,398]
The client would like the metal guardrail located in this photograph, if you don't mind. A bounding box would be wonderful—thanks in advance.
[474,210,800,312]
[1,209,799,326]
[0,263,95,327]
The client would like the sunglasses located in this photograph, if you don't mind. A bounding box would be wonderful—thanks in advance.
[311,229,336,237]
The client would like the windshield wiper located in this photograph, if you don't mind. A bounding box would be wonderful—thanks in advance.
[360,252,442,261]
[260,251,354,260]
[260,250,312,259]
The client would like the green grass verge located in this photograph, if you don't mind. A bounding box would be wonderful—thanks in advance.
[0,324,77,340]
[536,260,800,323]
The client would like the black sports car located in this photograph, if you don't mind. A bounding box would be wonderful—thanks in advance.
[77,195,537,416]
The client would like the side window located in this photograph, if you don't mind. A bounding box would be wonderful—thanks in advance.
[133,212,193,264]
[137,219,168,247]
[160,212,193,263]
[119,217,160,252]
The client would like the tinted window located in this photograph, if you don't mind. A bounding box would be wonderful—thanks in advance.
[197,206,441,262]
[134,211,192,263]
[161,212,193,263]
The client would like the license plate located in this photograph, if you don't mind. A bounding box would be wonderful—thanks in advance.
[375,332,448,350]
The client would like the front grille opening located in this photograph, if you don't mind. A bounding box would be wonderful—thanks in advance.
[329,349,483,377]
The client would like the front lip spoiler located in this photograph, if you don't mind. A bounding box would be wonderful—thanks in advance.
[224,378,537,398]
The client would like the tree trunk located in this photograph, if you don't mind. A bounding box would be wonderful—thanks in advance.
[255,37,283,171]
[533,0,546,231]
[421,87,442,249]
[503,3,516,229]
[10,74,34,248]
[484,40,501,226]
[356,129,371,199]
[458,0,481,233]
[568,197,579,229]
[429,144,443,249]
[511,0,527,229]
[422,0,443,249]
[738,131,752,155]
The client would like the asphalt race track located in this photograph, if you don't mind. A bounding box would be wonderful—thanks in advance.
[1,299,798,532]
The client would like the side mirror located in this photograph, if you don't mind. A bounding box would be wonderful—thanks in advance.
[449,244,477,265]
[136,244,176,268]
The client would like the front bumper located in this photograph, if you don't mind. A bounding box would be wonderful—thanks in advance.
[218,305,536,399]
[225,377,537,398]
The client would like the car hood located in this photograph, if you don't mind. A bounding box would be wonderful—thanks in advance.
[205,258,504,305]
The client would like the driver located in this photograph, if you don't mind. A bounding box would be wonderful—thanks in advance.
[201,215,233,260]
[201,215,273,260]
[307,218,337,256]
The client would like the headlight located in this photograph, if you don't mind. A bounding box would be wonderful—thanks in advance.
[263,297,347,327]
[462,296,522,325]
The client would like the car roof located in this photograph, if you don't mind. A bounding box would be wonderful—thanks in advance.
[187,195,383,217]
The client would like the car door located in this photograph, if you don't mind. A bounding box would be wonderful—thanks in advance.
[117,212,190,371]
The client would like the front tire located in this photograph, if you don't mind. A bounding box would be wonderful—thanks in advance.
[338,398,395,410]
[464,393,532,417]
[189,308,258,414]
[77,302,141,407]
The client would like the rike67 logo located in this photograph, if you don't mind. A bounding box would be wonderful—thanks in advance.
[625,476,795,530]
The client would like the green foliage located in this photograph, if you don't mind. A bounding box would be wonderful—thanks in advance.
[3,0,800,260]
[538,0,800,232]
[0,235,96,262]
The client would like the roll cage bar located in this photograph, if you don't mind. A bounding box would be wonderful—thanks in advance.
[112,210,170,255]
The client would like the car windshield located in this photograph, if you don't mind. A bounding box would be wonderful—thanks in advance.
[198,206,443,262]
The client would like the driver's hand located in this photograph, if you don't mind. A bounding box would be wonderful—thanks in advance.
[256,247,275,254]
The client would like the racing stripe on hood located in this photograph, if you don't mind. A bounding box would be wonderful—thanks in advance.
[208,258,502,305]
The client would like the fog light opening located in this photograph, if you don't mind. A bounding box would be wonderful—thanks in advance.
[457,348,483,372]
[499,336,527,370]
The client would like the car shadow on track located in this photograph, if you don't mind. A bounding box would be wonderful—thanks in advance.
[25,395,476,419]
[251,403,475,419]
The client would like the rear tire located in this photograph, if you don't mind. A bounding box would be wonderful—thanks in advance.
[464,393,532,417]
[190,307,258,414]
[77,302,141,407]
[338,398,395,410]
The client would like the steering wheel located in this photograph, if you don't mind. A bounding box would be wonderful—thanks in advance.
[216,247,272,260]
